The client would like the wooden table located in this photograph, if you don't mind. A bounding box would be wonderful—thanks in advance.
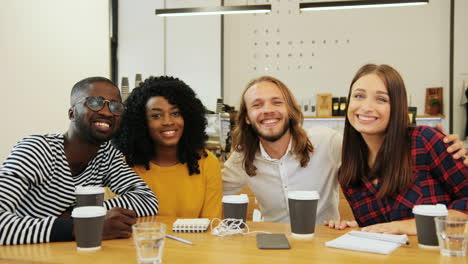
[0,216,465,264]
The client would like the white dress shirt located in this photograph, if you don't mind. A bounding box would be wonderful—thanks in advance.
[223,127,342,224]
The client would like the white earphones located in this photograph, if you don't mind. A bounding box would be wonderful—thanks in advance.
[210,218,270,237]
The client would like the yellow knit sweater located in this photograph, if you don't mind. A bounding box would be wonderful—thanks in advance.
[131,151,222,218]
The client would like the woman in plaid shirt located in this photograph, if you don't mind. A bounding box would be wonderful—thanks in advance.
[326,64,468,235]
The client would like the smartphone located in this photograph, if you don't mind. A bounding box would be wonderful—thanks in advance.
[256,233,291,249]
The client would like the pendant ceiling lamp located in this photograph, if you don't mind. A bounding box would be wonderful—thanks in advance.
[155,4,271,17]
[300,0,429,11]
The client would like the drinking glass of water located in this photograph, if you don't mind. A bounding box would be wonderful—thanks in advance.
[133,222,166,264]
[435,216,468,257]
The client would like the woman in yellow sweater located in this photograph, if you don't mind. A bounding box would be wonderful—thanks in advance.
[113,76,222,218]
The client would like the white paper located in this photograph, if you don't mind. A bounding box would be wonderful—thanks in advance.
[325,231,408,255]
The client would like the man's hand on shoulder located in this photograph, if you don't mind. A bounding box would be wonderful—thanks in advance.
[102,207,136,240]
[435,124,468,166]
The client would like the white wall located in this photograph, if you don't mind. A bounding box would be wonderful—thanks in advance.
[118,0,164,90]
[454,0,468,143]
[3,0,464,164]
[118,0,221,112]
[0,0,110,161]
[224,0,450,127]
[118,1,466,136]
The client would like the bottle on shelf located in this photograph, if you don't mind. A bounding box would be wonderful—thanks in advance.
[339,97,347,116]
[302,99,308,113]
[135,73,142,88]
[332,97,340,116]
[121,77,129,102]
[310,97,316,116]
[216,98,224,113]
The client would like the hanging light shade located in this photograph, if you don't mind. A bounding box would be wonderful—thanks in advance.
[155,4,271,17]
[300,0,429,11]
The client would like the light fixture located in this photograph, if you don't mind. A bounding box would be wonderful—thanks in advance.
[300,0,429,11]
[155,5,271,17]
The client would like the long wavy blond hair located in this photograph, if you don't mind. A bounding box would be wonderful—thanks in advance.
[233,76,314,176]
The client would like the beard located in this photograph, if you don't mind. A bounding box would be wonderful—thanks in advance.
[250,120,290,142]
[74,113,115,145]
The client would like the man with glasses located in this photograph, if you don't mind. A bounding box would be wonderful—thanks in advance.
[0,77,158,245]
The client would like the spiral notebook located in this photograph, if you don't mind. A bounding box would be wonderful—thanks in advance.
[172,218,211,232]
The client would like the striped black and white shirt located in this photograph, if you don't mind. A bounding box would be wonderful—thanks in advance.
[0,134,158,245]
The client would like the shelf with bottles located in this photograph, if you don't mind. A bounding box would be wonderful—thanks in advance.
[303,115,445,133]
[303,115,445,120]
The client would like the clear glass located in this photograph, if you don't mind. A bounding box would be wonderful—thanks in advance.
[132,222,166,264]
[435,216,468,257]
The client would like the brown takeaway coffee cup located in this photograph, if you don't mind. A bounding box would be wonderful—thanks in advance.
[288,190,320,238]
[413,204,448,248]
[223,194,249,228]
[72,206,107,251]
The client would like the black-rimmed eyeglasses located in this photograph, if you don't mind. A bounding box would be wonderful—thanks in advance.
[73,96,125,116]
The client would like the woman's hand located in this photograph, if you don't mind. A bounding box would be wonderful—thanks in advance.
[361,219,416,235]
[323,220,358,230]
[360,211,467,235]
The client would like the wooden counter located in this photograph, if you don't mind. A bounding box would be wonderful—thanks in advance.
[1,216,464,264]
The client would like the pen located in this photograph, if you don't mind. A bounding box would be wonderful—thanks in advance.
[166,234,194,245]
[348,232,410,245]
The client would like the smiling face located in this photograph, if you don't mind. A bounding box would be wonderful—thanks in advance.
[347,73,391,139]
[71,81,122,144]
[243,81,290,142]
[146,96,184,149]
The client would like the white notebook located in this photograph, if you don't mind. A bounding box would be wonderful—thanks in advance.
[325,231,408,255]
[172,218,211,232]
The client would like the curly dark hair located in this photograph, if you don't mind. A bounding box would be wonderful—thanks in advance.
[113,76,208,175]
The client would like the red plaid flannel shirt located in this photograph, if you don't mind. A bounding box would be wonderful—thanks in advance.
[342,126,468,227]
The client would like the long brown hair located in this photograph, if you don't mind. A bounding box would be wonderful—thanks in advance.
[232,76,314,176]
[339,64,412,198]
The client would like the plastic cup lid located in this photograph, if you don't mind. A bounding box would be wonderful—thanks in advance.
[412,204,448,217]
[75,186,105,195]
[72,206,107,218]
[222,194,249,204]
[287,190,320,200]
